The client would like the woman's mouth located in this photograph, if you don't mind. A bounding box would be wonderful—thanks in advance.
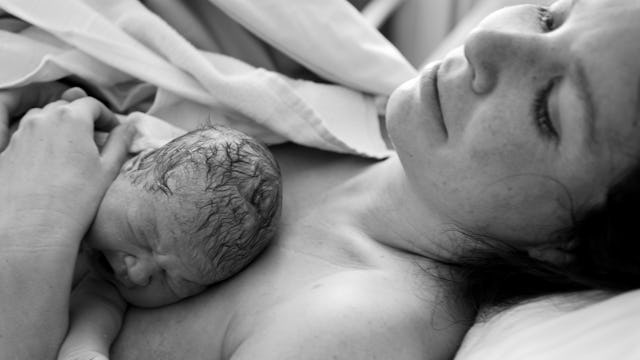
[420,62,448,139]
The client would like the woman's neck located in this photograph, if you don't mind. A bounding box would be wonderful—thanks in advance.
[327,154,454,259]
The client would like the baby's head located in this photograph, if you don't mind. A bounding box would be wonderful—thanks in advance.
[83,125,282,307]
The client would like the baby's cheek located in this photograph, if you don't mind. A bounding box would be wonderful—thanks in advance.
[168,275,208,300]
[118,279,178,308]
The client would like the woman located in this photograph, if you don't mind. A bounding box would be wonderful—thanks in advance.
[2,0,639,359]
[0,96,136,359]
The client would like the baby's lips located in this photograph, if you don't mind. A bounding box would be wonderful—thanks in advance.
[115,271,138,289]
[83,247,132,289]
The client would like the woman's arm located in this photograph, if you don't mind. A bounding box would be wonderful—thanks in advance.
[0,97,135,360]
[58,275,127,360]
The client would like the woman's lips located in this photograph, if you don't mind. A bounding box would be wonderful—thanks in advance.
[420,62,448,139]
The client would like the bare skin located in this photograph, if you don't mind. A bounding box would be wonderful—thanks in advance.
[3,1,639,359]
[111,144,472,360]
[112,0,640,358]
[0,95,134,360]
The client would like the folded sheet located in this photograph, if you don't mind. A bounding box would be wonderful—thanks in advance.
[0,0,417,157]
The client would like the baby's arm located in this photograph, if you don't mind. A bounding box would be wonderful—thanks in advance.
[58,274,127,360]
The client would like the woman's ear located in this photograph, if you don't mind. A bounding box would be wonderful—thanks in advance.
[123,255,158,287]
[527,242,575,265]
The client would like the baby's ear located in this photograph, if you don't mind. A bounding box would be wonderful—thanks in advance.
[124,255,157,287]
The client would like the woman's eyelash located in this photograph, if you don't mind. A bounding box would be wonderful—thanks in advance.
[533,81,558,139]
[537,6,555,31]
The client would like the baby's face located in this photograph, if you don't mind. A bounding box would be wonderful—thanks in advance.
[83,153,208,307]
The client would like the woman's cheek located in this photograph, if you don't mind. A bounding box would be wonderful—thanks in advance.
[464,120,542,174]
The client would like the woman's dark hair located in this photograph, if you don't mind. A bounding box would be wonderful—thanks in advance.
[444,161,640,313]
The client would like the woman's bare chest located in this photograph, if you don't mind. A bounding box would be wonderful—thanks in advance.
[110,228,444,360]
[110,233,358,359]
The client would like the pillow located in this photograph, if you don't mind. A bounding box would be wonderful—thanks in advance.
[454,289,640,360]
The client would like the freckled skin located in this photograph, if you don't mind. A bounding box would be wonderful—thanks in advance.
[387,0,640,243]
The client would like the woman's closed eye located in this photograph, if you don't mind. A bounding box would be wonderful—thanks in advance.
[537,6,556,32]
[533,79,559,140]
[537,0,573,34]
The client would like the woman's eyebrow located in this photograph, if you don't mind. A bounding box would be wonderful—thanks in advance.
[570,58,596,143]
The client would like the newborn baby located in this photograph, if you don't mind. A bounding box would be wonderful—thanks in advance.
[58,125,282,360]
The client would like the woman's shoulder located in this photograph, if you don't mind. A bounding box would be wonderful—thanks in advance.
[230,270,468,360]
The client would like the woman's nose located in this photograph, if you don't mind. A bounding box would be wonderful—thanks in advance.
[464,28,519,94]
[463,7,542,94]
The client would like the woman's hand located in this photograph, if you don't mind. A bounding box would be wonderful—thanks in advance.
[0,96,134,243]
[0,96,135,360]
[0,82,74,151]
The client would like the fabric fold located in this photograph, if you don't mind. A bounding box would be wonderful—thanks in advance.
[0,0,417,158]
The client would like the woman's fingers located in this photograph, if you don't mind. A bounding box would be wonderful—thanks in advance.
[40,99,69,112]
[0,84,90,152]
[7,94,134,178]
[101,123,137,178]
[11,92,117,134]
[0,82,68,116]
[61,87,88,102]
[50,96,136,178]
[0,94,134,251]
[58,97,121,133]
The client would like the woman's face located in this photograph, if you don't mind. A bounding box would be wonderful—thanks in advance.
[387,0,640,244]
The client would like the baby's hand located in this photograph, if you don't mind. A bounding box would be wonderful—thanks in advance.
[57,275,126,360]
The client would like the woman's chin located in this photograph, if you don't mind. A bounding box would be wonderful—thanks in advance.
[386,80,447,156]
